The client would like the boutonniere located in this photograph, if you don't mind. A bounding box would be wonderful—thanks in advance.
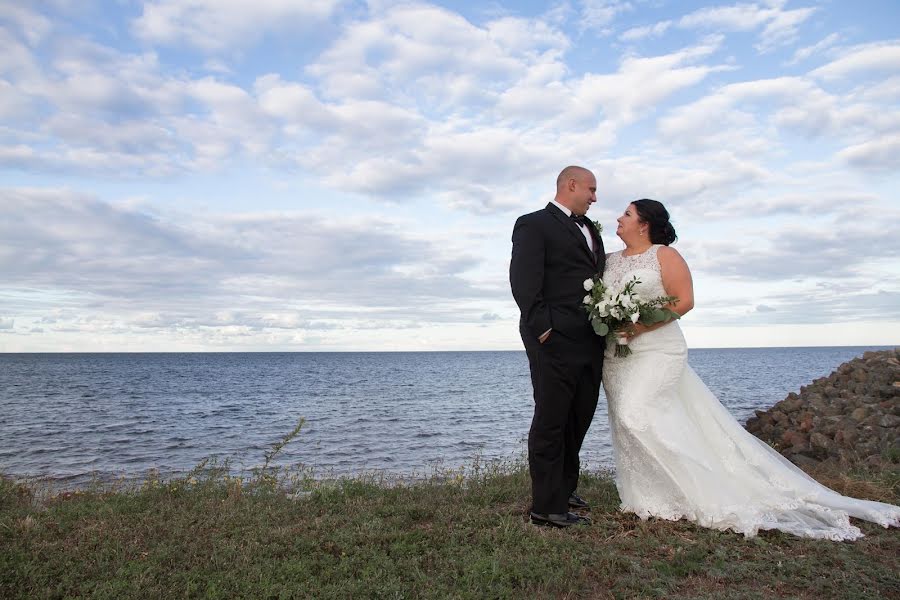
[592,220,603,233]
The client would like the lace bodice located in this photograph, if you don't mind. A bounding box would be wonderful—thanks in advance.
[602,244,667,300]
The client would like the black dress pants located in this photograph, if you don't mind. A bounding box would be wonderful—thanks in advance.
[524,334,600,514]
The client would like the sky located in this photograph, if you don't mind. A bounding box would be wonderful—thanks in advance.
[1,0,898,352]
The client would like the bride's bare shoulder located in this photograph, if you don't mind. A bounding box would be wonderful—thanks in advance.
[657,245,683,257]
[657,245,689,268]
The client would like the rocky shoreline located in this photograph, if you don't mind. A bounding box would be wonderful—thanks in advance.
[745,348,900,470]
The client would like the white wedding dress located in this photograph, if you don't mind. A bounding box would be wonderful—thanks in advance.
[601,245,900,540]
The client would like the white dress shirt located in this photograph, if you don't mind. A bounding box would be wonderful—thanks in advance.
[550,199,593,251]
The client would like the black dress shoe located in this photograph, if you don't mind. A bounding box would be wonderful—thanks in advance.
[568,493,590,510]
[530,511,592,528]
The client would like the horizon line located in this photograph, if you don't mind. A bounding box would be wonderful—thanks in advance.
[1,345,896,354]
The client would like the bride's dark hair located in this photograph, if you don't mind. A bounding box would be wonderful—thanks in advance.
[632,199,677,246]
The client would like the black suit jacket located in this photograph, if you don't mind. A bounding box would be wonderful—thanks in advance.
[510,203,606,346]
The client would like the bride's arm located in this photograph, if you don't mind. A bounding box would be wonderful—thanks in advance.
[658,246,694,317]
[622,246,694,338]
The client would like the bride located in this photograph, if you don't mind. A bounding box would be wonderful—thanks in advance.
[601,199,900,540]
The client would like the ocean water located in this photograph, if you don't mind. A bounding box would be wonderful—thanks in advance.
[0,347,890,487]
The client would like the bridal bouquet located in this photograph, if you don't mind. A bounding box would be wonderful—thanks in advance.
[582,275,680,357]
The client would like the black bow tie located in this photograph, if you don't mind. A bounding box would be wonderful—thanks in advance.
[571,214,589,227]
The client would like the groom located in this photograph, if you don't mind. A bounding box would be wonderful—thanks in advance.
[510,165,606,528]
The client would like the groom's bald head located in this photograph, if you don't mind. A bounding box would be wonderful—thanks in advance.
[556,166,593,190]
[555,165,597,216]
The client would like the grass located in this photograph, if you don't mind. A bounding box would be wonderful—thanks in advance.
[2,430,899,599]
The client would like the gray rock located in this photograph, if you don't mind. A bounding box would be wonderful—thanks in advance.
[810,432,833,450]
[744,348,900,470]
[878,414,900,428]
[850,406,871,421]
[863,414,883,428]
[834,427,859,447]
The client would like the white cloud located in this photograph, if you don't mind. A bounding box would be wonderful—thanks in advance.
[184,77,275,158]
[692,281,900,327]
[255,74,336,131]
[0,144,37,166]
[43,113,179,162]
[132,0,340,52]
[0,187,493,328]
[0,3,52,45]
[810,41,900,81]
[488,15,570,55]
[0,27,42,79]
[678,2,817,52]
[854,76,900,103]
[658,76,814,151]
[679,3,774,30]
[620,20,672,42]
[318,124,560,208]
[592,152,770,210]
[579,0,634,32]
[0,34,192,169]
[756,4,816,52]
[656,72,900,165]
[787,32,841,65]
[308,4,564,105]
[575,36,730,125]
[687,190,876,220]
[0,33,273,174]
[837,134,900,172]
[693,221,900,283]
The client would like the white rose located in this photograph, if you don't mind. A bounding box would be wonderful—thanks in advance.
[583,278,594,291]
[583,295,592,305]
[630,311,640,323]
